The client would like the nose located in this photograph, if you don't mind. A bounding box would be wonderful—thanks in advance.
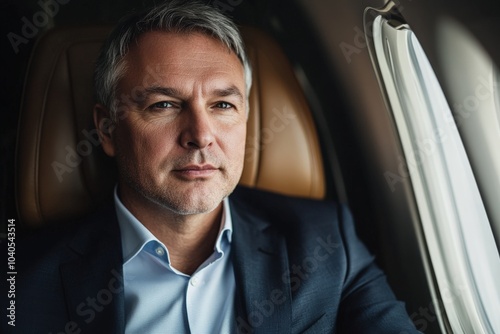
[179,107,215,150]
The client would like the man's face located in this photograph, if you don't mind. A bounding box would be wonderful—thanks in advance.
[102,31,247,215]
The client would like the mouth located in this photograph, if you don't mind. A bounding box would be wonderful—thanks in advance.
[172,164,219,179]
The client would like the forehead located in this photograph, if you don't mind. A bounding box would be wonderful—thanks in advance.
[120,31,245,87]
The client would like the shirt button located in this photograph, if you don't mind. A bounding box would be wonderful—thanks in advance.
[155,247,165,256]
[190,277,199,286]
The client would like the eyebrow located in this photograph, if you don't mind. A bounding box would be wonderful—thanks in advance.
[143,86,182,98]
[212,86,244,104]
[140,85,244,104]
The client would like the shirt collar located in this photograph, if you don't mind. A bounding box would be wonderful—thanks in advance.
[114,186,233,265]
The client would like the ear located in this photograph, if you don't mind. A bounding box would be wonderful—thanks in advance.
[93,104,117,157]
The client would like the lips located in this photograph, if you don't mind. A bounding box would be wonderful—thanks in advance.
[172,164,218,179]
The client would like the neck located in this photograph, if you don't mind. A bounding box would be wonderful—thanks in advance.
[120,189,224,275]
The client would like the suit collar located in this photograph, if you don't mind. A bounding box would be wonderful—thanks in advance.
[60,205,125,334]
[57,192,294,334]
[229,194,292,333]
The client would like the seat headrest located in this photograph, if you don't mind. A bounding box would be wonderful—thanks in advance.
[16,25,325,227]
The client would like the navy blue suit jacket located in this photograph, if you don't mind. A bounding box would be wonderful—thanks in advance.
[2,186,418,333]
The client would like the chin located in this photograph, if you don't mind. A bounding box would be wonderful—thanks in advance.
[149,188,226,216]
[164,200,222,216]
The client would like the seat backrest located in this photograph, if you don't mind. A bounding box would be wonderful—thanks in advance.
[16,25,325,227]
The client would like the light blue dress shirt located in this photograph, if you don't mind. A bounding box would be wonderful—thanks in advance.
[114,189,236,334]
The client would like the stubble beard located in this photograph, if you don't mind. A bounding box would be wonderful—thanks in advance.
[116,148,242,216]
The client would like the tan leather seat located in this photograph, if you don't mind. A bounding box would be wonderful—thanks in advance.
[16,25,325,227]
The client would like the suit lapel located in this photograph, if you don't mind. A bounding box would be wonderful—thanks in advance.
[57,196,293,333]
[230,197,292,334]
[59,206,125,334]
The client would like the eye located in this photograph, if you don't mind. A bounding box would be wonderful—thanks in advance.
[214,101,234,110]
[149,101,174,110]
[146,101,181,114]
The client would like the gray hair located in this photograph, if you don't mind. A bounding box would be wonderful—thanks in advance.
[94,0,252,121]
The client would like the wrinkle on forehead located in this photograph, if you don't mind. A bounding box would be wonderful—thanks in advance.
[118,31,246,103]
[129,31,236,65]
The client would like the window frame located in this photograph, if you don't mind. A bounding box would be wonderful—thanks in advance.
[364,3,500,333]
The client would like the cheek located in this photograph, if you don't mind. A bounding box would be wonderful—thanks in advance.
[224,123,247,158]
[117,121,177,160]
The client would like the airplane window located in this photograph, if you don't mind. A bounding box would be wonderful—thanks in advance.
[366,11,500,334]
[436,17,500,257]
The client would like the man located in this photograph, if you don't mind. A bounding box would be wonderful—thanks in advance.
[3,1,419,333]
